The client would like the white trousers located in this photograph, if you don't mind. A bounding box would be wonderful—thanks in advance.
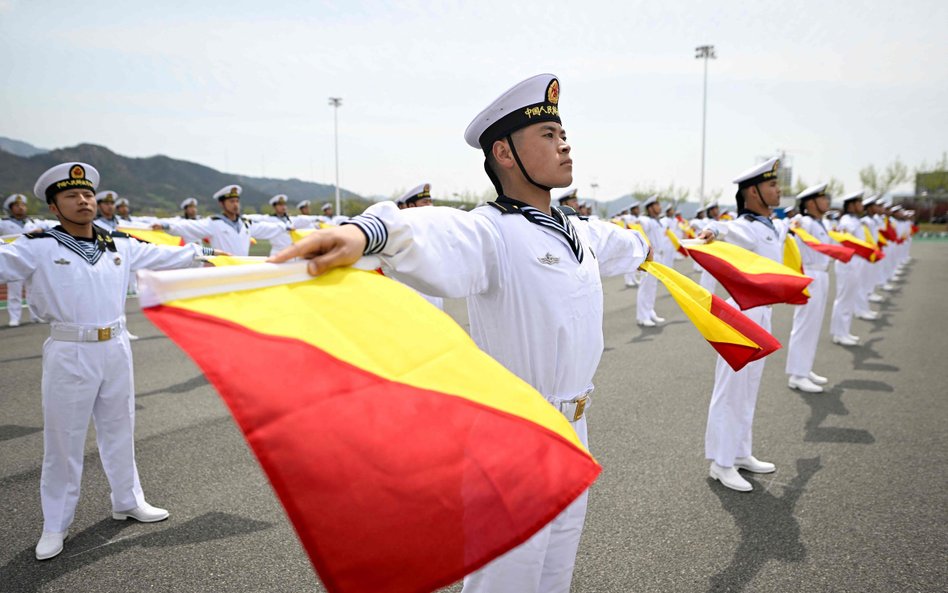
[462,417,589,593]
[706,302,771,467]
[40,333,145,532]
[785,270,828,378]
[830,259,861,339]
[635,272,659,322]
[6,280,32,325]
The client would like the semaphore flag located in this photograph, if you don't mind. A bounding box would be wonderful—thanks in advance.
[789,227,855,263]
[642,261,781,371]
[117,226,186,247]
[136,262,600,593]
[683,240,812,310]
[827,230,884,262]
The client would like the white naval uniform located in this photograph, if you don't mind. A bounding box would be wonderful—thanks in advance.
[0,216,53,324]
[0,226,207,532]
[830,214,866,339]
[259,214,298,256]
[785,215,832,379]
[635,216,668,323]
[348,200,649,593]
[697,218,722,293]
[705,214,787,467]
[164,215,288,256]
[619,214,641,287]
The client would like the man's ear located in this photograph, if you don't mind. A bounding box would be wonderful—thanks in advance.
[48,202,58,216]
[491,139,516,171]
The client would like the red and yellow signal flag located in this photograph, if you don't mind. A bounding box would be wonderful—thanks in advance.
[782,235,810,298]
[136,262,600,593]
[789,227,855,263]
[117,226,186,247]
[827,230,884,262]
[683,240,813,310]
[642,261,781,371]
[665,229,689,257]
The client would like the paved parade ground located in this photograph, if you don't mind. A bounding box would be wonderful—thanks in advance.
[1,241,945,593]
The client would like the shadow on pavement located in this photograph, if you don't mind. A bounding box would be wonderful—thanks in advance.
[138,374,209,398]
[799,386,876,444]
[843,336,899,372]
[0,512,273,593]
[630,320,688,343]
[0,424,42,443]
[706,456,822,593]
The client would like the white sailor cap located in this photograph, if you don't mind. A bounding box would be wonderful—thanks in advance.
[556,188,578,204]
[704,201,720,213]
[464,73,561,150]
[862,194,879,207]
[180,197,198,209]
[905,210,915,216]
[628,200,641,210]
[321,202,333,212]
[34,163,99,204]
[840,190,864,204]
[213,185,242,201]
[269,194,288,207]
[115,197,129,207]
[890,205,903,212]
[3,193,27,212]
[796,183,828,203]
[297,200,311,210]
[642,194,660,209]
[733,157,780,187]
[95,190,118,203]
[397,183,432,205]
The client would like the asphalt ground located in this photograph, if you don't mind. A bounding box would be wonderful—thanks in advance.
[1,241,945,593]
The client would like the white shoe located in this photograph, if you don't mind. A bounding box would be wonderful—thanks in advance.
[856,311,879,321]
[709,462,752,491]
[624,281,638,288]
[808,371,829,385]
[881,283,896,291]
[789,375,824,393]
[35,531,66,560]
[8,320,20,327]
[126,331,140,341]
[868,294,885,303]
[650,314,666,323]
[847,333,860,341]
[734,455,776,474]
[833,335,859,346]
[637,319,656,327]
[113,502,169,523]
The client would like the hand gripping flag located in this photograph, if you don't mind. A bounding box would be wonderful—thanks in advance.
[117,226,186,247]
[827,230,884,262]
[641,261,781,371]
[789,227,855,263]
[136,262,600,593]
[683,240,812,310]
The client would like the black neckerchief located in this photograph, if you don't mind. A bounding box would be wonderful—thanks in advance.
[489,195,584,263]
[45,225,118,266]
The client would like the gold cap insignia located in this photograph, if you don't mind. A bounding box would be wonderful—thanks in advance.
[70,165,85,180]
[547,79,559,105]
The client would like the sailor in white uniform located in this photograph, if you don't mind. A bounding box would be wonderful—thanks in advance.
[705,157,784,492]
[93,190,121,232]
[556,188,579,210]
[261,194,304,256]
[0,162,221,561]
[618,200,642,287]
[292,200,323,228]
[392,184,444,309]
[696,202,722,285]
[272,74,656,593]
[830,191,867,346]
[159,185,289,256]
[1,193,54,325]
[785,184,834,393]
[635,195,670,326]
[321,202,349,225]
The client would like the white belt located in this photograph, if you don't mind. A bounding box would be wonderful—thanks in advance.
[550,389,593,423]
[50,320,125,342]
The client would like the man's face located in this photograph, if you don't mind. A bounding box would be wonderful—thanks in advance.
[323,207,334,217]
[184,204,197,218]
[848,201,864,215]
[9,200,27,219]
[274,203,287,216]
[98,200,114,218]
[708,207,720,219]
[407,197,433,208]
[807,195,829,217]
[647,203,661,218]
[758,179,781,207]
[508,121,572,189]
[561,197,579,210]
[51,189,97,223]
[116,203,129,218]
[221,196,240,217]
[630,206,640,217]
[300,205,311,215]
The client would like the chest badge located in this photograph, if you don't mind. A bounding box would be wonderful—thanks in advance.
[53,258,71,265]
[113,256,122,266]
[537,252,560,265]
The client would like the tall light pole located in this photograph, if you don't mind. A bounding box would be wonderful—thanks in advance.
[695,45,716,205]
[328,97,343,216]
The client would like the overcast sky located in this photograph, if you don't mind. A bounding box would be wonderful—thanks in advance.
[2,0,946,204]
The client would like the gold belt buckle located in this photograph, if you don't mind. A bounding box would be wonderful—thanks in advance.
[572,395,588,421]
[97,327,112,341]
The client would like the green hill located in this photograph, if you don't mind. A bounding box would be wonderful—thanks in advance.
[0,142,366,216]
